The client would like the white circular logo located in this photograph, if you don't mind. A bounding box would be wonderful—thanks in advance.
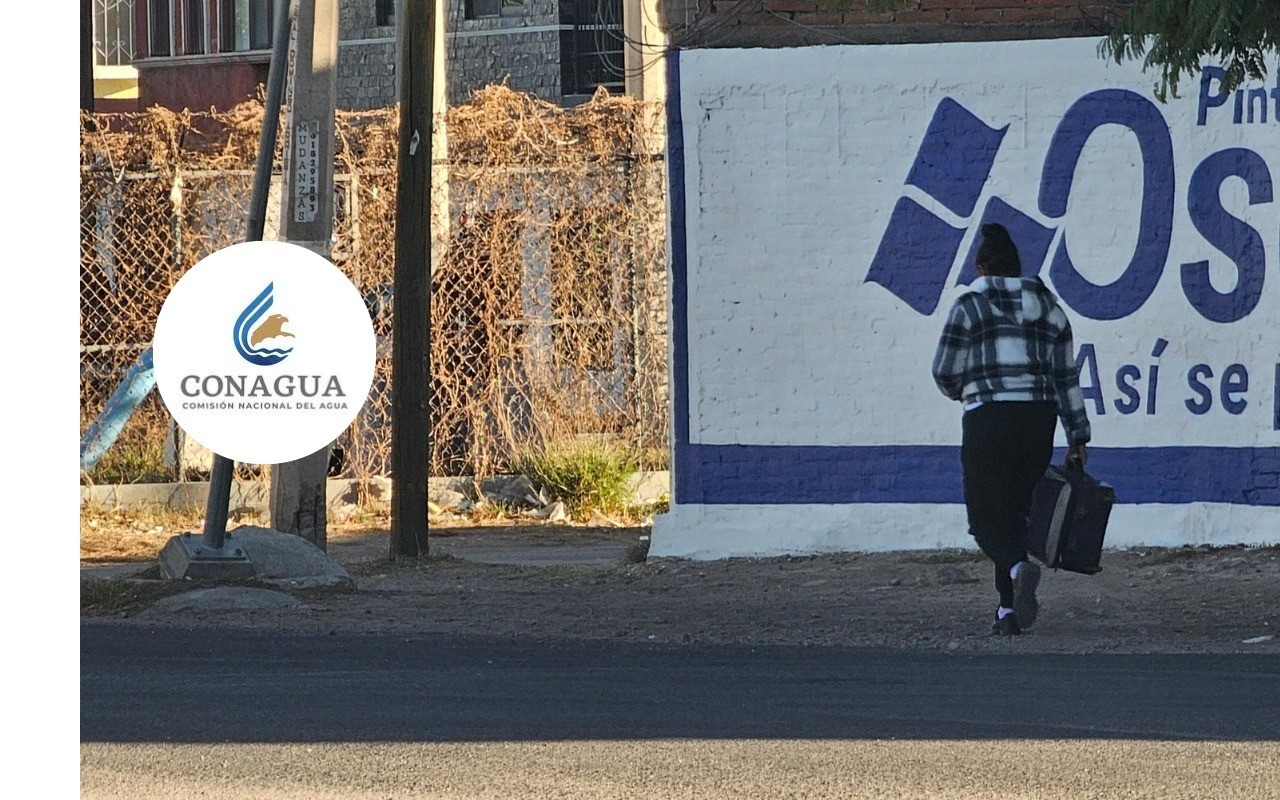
[153,241,376,465]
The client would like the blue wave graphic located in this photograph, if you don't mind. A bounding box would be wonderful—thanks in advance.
[233,283,294,366]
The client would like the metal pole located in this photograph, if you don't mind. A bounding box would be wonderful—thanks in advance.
[248,0,299,242]
[202,0,298,549]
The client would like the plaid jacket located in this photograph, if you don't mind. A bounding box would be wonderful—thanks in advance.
[931,276,1092,445]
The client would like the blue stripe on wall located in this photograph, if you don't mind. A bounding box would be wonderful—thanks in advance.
[682,444,1280,506]
[667,51,695,504]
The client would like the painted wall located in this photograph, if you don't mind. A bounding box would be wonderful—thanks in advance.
[654,38,1280,559]
[138,61,269,111]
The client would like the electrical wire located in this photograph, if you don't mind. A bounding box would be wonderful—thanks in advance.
[671,0,761,48]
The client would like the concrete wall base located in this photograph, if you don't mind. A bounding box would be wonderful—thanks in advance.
[80,479,387,515]
[81,472,671,514]
[650,503,1280,561]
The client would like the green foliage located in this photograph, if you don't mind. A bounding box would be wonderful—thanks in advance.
[82,439,169,485]
[1101,0,1280,100]
[516,439,640,519]
[635,493,670,518]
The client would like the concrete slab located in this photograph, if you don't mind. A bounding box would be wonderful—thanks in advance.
[627,471,670,506]
[139,587,310,618]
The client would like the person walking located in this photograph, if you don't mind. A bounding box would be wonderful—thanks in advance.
[931,223,1092,636]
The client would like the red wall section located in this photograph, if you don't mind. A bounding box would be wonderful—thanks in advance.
[137,62,270,112]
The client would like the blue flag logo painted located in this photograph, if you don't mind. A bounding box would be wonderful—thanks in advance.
[866,98,1056,315]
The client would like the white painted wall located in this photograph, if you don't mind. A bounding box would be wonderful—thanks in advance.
[655,39,1280,559]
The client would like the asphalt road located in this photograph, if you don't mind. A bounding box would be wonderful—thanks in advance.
[82,623,1280,799]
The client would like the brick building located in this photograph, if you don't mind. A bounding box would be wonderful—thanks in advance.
[127,0,665,111]
[661,0,1127,48]
[89,0,142,111]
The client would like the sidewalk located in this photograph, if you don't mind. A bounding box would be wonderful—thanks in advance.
[81,522,1279,655]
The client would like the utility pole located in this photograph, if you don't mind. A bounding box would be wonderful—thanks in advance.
[269,0,341,550]
[81,0,94,112]
[390,0,436,557]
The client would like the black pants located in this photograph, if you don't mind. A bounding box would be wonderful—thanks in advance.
[961,401,1057,608]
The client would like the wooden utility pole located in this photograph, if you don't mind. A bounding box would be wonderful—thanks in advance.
[270,0,340,550]
[81,0,94,112]
[390,0,435,557]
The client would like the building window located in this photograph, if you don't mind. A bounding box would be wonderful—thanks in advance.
[465,0,500,19]
[182,0,207,55]
[220,0,275,52]
[375,0,394,27]
[94,0,136,66]
[148,0,172,56]
[465,0,522,20]
[560,0,624,97]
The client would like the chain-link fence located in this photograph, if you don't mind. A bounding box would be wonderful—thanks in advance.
[80,86,668,484]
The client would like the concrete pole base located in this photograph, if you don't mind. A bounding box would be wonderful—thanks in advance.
[158,532,257,581]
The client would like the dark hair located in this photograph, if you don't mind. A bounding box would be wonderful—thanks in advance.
[976,223,1021,277]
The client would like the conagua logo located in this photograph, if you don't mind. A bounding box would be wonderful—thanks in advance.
[233,283,296,366]
[152,240,376,465]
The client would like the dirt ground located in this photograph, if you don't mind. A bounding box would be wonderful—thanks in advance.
[82,519,1280,655]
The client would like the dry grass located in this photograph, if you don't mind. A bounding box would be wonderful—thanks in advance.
[332,507,392,533]
[81,503,397,563]
[80,506,208,563]
[80,528,171,564]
